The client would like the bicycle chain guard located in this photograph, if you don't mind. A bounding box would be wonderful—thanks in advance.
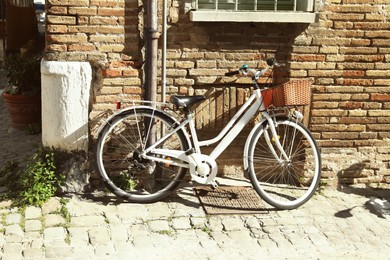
[189,153,218,184]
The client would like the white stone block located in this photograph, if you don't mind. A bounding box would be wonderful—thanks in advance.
[41,60,92,151]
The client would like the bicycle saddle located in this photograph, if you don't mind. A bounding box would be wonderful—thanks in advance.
[170,95,205,108]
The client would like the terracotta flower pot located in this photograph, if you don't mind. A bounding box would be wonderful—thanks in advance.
[2,92,41,130]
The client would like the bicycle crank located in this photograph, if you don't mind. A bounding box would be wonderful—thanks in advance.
[188,153,218,184]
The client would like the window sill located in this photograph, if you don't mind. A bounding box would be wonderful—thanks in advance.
[190,10,318,23]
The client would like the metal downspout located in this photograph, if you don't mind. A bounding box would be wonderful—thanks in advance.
[1,0,6,60]
[143,0,159,180]
[162,0,167,103]
[144,0,159,103]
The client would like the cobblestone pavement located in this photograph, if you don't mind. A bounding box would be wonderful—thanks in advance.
[0,184,389,259]
[1,82,390,259]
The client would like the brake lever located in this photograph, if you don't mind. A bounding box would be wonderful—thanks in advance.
[274,61,286,67]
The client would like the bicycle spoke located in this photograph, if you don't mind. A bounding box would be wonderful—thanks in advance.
[96,107,189,203]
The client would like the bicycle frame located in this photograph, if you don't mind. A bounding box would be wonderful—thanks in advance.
[142,87,289,167]
[197,89,263,159]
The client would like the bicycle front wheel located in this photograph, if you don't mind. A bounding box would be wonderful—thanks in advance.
[96,107,190,203]
[248,118,321,209]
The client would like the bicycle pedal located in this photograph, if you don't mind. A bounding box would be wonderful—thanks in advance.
[210,180,219,190]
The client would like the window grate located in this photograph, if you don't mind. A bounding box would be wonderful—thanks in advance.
[195,0,313,12]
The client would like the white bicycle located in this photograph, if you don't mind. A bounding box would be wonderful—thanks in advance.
[95,58,321,209]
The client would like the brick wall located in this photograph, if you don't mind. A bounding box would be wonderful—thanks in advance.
[45,0,390,185]
[307,0,390,185]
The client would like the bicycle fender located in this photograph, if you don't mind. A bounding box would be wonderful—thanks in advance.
[96,105,152,135]
[96,106,192,149]
[243,117,268,176]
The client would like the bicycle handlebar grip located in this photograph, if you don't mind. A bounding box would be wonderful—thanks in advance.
[266,58,276,66]
[225,70,240,76]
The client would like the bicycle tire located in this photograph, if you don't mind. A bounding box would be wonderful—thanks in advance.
[248,118,321,209]
[96,107,190,203]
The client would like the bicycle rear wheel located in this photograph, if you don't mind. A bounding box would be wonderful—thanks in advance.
[96,107,190,203]
[248,118,321,209]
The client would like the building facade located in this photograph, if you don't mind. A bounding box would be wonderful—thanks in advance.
[42,0,390,186]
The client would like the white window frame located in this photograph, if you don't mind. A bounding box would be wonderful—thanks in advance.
[190,0,318,23]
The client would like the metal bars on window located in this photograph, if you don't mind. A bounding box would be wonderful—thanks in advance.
[7,0,34,7]
[195,0,312,12]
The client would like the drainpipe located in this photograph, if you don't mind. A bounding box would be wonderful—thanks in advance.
[144,0,159,103]
[161,0,168,103]
[144,0,159,179]
[1,0,5,59]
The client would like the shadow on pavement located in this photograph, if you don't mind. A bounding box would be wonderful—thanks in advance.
[334,162,390,219]
[62,183,202,210]
[334,187,390,220]
[336,181,390,220]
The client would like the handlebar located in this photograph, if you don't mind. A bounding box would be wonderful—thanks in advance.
[224,58,286,79]
[224,70,240,76]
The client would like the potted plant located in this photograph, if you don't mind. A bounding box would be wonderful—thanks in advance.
[2,53,42,130]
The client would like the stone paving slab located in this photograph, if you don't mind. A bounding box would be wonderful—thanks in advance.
[0,185,389,259]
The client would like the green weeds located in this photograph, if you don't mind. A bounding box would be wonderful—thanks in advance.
[0,147,65,207]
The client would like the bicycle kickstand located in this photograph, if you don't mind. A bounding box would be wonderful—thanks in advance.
[210,180,219,190]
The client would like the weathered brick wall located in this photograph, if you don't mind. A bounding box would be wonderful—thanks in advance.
[45,0,390,185]
[45,0,142,115]
[306,0,390,185]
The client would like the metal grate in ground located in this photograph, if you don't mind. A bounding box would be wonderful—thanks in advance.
[194,185,268,215]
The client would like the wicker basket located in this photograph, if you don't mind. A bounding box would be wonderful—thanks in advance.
[272,80,312,107]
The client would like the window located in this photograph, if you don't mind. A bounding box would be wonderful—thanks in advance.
[190,0,317,23]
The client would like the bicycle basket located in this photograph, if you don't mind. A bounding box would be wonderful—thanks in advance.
[272,80,312,107]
